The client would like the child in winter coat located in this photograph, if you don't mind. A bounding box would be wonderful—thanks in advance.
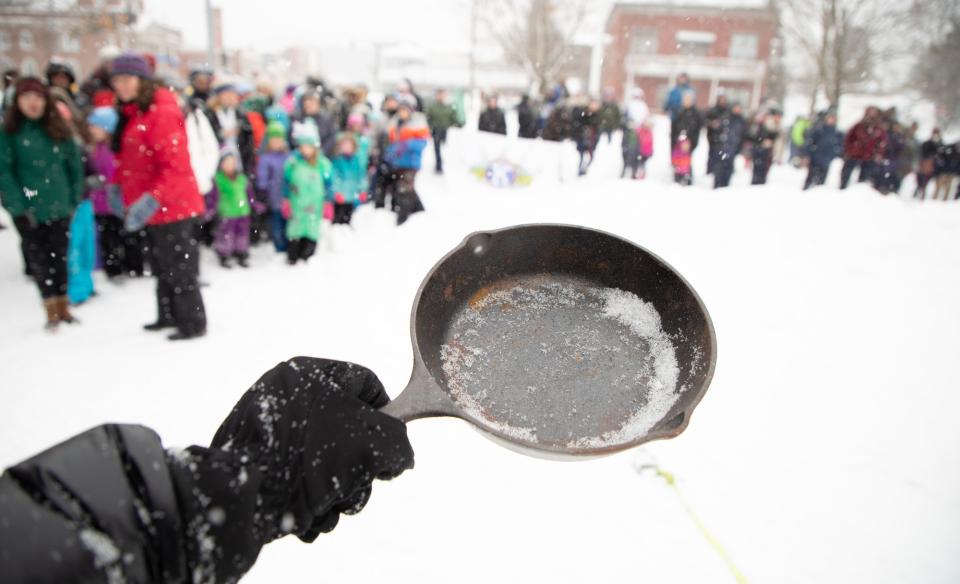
[256,122,290,252]
[284,122,332,264]
[207,149,259,268]
[86,107,145,279]
[636,121,654,179]
[672,133,693,186]
[329,132,370,226]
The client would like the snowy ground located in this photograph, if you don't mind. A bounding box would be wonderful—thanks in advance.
[2,119,959,583]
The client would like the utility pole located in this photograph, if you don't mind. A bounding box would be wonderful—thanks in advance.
[205,0,216,69]
[469,0,478,113]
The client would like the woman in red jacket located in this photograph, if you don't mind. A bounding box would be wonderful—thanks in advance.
[110,54,207,341]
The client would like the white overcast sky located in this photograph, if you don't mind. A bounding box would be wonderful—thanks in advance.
[143,0,611,52]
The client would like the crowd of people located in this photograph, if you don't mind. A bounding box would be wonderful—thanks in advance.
[2,59,958,337]
[475,72,960,199]
[1,55,441,337]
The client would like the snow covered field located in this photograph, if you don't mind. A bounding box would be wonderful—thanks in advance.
[2,120,959,583]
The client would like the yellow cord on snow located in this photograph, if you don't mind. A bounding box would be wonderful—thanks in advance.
[654,467,750,584]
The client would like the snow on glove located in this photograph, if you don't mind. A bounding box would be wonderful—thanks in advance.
[209,357,414,543]
[125,193,160,232]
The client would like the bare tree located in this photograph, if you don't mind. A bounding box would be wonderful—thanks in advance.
[478,0,589,93]
[913,18,960,128]
[780,0,907,111]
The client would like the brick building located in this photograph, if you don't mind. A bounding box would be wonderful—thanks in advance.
[0,0,143,81]
[601,0,778,111]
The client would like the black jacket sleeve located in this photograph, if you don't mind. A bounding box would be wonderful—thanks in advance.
[0,424,188,583]
[0,358,414,584]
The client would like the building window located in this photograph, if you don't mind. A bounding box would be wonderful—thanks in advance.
[0,31,10,52]
[19,30,33,51]
[730,33,758,60]
[629,28,658,56]
[59,33,81,54]
[676,30,715,57]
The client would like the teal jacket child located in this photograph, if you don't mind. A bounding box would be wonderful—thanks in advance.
[284,152,332,241]
[330,133,370,206]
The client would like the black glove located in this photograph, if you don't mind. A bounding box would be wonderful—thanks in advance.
[209,357,414,543]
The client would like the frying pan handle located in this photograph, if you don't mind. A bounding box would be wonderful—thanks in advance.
[380,364,461,423]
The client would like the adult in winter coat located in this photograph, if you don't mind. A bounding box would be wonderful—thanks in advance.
[802,111,843,190]
[517,94,540,139]
[705,95,730,175]
[209,84,257,177]
[598,88,622,143]
[478,95,508,135]
[839,107,887,189]
[0,357,415,584]
[897,122,919,192]
[873,121,905,195]
[289,90,337,158]
[110,54,207,341]
[624,87,650,129]
[714,103,748,189]
[670,92,702,150]
[748,111,781,185]
[932,142,958,201]
[384,102,429,225]
[425,88,461,174]
[915,129,942,199]
[663,73,694,120]
[0,77,84,329]
[575,99,602,176]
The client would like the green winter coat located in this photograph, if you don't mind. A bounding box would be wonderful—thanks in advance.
[426,102,461,133]
[214,171,252,218]
[598,103,622,133]
[284,153,332,241]
[0,120,84,223]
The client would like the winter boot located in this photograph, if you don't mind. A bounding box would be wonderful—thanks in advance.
[43,299,61,331]
[218,255,232,269]
[235,254,249,268]
[56,296,78,324]
[144,320,176,331]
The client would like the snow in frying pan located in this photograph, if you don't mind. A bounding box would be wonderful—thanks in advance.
[439,277,681,450]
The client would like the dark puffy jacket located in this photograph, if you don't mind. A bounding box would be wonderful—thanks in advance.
[289,111,337,157]
[517,98,539,139]
[804,123,844,168]
[716,113,747,157]
[478,107,507,135]
[843,121,886,161]
[671,106,703,150]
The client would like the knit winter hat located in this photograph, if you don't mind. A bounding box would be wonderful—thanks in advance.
[14,77,48,99]
[219,146,240,164]
[111,53,152,78]
[266,121,287,140]
[292,121,321,147]
[87,106,119,134]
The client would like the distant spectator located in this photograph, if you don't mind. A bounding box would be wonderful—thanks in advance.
[802,111,843,190]
[517,94,540,139]
[663,73,694,120]
[478,95,507,135]
[598,87,622,143]
[839,106,886,189]
[425,88,461,174]
[714,103,747,189]
[915,129,942,200]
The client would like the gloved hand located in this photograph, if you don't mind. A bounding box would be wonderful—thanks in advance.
[358,191,368,203]
[125,192,160,232]
[334,192,345,204]
[209,357,414,543]
[252,200,268,215]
